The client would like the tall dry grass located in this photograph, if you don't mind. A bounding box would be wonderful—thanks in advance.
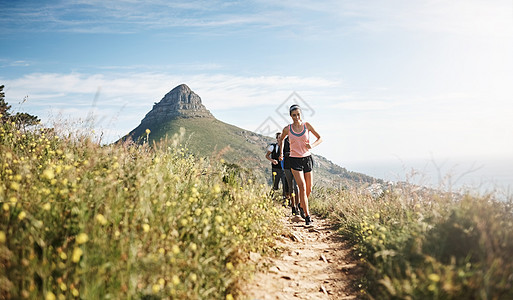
[0,121,282,299]
[310,182,513,299]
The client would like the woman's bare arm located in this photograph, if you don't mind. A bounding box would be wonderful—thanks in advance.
[306,122,322,149]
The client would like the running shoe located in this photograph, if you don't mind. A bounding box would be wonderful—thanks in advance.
[305,215,312,226]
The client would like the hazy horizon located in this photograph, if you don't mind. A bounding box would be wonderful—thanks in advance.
[344,156,512,197]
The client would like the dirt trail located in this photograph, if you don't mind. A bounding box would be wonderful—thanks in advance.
[243,211,361,300]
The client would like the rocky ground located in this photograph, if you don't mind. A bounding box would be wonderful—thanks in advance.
[243,211,362,299]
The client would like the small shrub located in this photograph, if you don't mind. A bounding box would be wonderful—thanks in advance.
[310,184,513,299]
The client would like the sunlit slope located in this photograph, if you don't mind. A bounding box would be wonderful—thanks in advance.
[129,117,270,168]
[127,117,377,186]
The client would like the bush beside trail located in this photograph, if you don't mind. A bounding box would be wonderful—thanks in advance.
[0,121,282,299]
[310,185,513,299]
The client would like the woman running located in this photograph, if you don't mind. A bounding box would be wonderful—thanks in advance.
[279,104,322,226]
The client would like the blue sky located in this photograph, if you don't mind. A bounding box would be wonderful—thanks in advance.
[1,0,512,190]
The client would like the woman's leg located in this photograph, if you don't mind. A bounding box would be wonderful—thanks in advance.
[293,179,299,207]
[304,171,312,198]
[291,169,310,217]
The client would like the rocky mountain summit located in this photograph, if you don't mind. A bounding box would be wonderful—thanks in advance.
[139,84,213,125]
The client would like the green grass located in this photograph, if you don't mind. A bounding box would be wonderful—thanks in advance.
[128,118,271,174]
[310,185,513,299]
[0,120,283,299]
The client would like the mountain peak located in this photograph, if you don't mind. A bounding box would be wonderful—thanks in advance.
[170,83,192,94]
[139,84,213,124]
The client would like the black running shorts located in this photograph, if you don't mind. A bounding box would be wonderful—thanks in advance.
[289,155,313,173]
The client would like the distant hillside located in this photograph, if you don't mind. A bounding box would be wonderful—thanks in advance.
[123,84,378,187]
[129,117,271,170]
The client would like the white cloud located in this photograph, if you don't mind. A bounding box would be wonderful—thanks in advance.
[3,0,511,43]
[2,71,341,141]
[1,0,297,34]
[330,100,396,111]
[326,0,513,38]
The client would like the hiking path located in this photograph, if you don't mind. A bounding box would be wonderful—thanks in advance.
[243,211,362,299]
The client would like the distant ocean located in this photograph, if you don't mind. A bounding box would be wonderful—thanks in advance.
[344,158,512,201]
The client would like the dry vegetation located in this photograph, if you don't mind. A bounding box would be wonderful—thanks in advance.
[0,121,283,299]
[310,183,513,299]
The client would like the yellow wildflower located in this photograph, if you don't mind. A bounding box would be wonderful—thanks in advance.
[43,203,51,211]
[76,233,89,244]
[96,214,108,225]
[226,262,234,270]
[226,294,234,300]
[428,273,440,282]
[145,129,151,135]
[10,181,20,191]
[46,292,56,300]
[171,245,180,254]
[204,207,212,217]
[171,275,180,285]
[71,247,83,263]
[152,284,160,293]
[0,231,6,243]
[142,224,150,232]
[42,168,55,180]
[18,211,27,220]
[189,243,197,251]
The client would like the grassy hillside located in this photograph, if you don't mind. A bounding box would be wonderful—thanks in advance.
[0,121,283,299]
[126,117,377,187]
[138,118,269,168]
[310,185,513,299]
